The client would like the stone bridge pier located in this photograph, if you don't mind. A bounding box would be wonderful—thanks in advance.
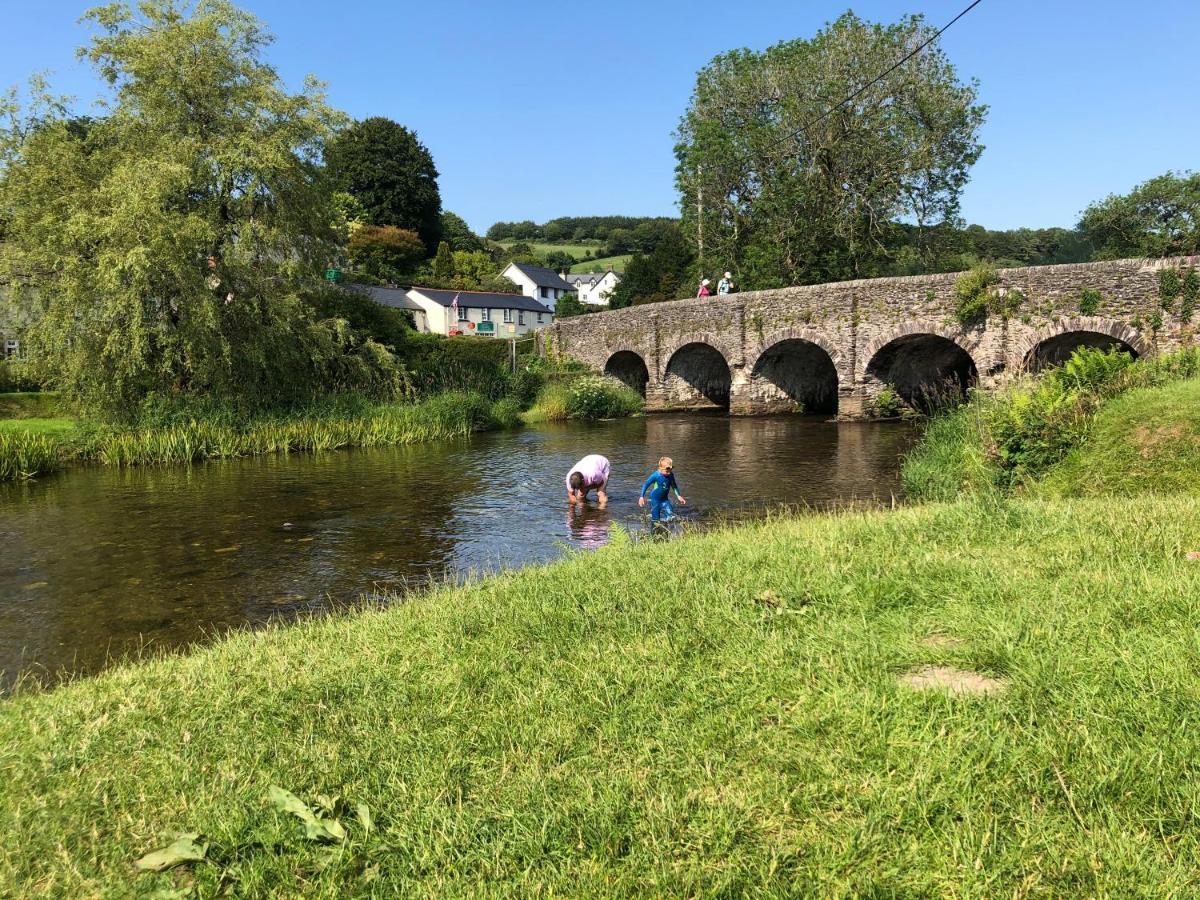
[547,257,1188,419]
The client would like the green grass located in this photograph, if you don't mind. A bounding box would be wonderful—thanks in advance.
[4,498,1200,894]
[569,254,632,274]
[496,240,604,259]
[1037,378,1200,496]
[0,392,60,420]
[0,417,76,437]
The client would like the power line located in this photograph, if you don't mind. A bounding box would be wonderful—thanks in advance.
[765,0,985,155]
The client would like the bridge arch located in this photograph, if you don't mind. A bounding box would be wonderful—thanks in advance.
[663,341,732,409]
[746,330,841,415]
[864,323,981,413]
[602,350,650,397]
[1014,317,1149,372]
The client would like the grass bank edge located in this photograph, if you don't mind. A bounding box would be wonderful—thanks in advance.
[901,346,1200,501]
[0,376,644,482]
[4,496,1200,894]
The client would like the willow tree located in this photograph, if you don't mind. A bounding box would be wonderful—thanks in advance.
[675,12,986,289]
[0,0,371,416]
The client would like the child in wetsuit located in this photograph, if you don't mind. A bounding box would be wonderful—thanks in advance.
[638,456,687,522]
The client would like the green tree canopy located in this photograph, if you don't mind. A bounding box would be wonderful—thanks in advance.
[676,12,986,288]
[0,0,401,417]
[439,210,484,252]
[1079,172,1200,260]
[609,223,695,309]
[324,117,442,252]
[347,225,427,283]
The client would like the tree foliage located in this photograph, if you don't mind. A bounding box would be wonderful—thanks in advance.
[325,117,442,252]
[1079,172,1200,260]
[676,12,986,288]
[609,223,695,308]
[347,225,426,283]
[439,210,484,252]
[0,0,404,417]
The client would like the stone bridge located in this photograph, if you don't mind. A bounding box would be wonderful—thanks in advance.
[545,257,1196,417]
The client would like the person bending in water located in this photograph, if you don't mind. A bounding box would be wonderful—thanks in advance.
[638,456,686,523]
[566,454,610,508]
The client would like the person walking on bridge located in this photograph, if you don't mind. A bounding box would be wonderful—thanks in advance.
[697,278,712,298]
[718,272,735,295]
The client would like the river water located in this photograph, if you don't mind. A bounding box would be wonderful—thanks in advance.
[0,415,914,688]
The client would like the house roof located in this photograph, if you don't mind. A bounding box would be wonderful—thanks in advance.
[565,271,622,286]
[346,283,426,313]
[410,287,553,314]
[505,262,575,291]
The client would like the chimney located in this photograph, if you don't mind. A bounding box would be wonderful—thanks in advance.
[560,269,568,279]
[607,263,613,273]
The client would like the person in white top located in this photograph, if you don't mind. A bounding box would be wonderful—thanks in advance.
[566,454,610,507]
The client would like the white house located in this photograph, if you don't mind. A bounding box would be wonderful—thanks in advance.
[350,284,430,333]
[405,287,553,338]
[501,262,575,311]
[565,269,622,306]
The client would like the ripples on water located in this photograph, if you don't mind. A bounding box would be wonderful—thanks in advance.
[0,414,914,687]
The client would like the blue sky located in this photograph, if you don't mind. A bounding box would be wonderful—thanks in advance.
[3,0,1198,234]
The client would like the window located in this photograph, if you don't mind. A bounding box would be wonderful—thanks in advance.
[518,311,526,326]
[539,287,549,299]
[503,309,513,324]
[3,339,18,359]
[481,307,490,321]
[457,305,468,322]
[537,312,545,323]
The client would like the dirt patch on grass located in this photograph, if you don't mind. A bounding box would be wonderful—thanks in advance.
[1133,424,1188,459]
[900,665,1006,696]
[920,633,964,648]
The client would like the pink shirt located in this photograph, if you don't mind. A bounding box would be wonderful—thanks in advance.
[566,454,611,493]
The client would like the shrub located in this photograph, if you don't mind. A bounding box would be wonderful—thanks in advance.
[871,385,903,418]
[565,377,643,420]
[347,225,427,283]
[954,264,1000,325]
[0,359,41,393]
[1159,267,1181,312]
[1182,267,1199,323]
[1079,287,1101,316]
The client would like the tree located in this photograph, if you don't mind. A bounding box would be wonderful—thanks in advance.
[348,226,427,282]
[608,223,695,308]
[439,211,484,252]
[0,0,402,417]
[1079,172,1200,260]
[675,12,986,288]
[431,240,455,280]
[543,250,576,272]
[325,117,442,252]
[553,292,589,318]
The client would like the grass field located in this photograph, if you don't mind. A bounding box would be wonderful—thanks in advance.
[570,254,632,274]
[3,497,1200,894]
[496,240,604,259]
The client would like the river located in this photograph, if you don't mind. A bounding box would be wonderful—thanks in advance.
[0,414,914,688]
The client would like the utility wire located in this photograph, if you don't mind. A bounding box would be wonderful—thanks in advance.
[761,0,985,156]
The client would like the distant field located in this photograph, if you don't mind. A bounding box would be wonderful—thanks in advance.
[570,254,632,274]
[495,240,603,259]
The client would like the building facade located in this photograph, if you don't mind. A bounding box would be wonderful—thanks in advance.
[565,269,622,306]
[500,263,575,311]
[406,288,554,338]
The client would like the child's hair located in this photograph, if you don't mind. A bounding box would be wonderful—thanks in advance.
[658,456,673,470]
[569,471,584,491]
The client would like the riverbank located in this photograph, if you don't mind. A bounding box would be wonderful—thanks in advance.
[3,495,1200,894]
[0,375,643,482]
[901,347,1200,500]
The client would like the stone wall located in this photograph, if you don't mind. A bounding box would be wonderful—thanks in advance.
[547,257,1197,416]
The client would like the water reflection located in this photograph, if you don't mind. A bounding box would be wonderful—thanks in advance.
[0,415,914,687]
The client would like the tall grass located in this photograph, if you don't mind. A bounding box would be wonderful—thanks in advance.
[0,392,505,481]
[0,431,61,480]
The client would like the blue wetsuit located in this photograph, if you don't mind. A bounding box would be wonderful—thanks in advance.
[641,470,681,522]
